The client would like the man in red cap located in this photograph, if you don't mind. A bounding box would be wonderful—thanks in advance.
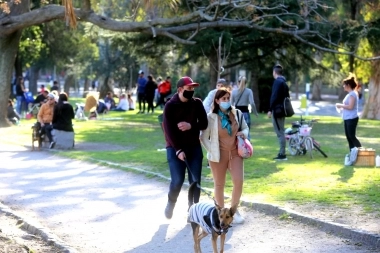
[163,76,208,219]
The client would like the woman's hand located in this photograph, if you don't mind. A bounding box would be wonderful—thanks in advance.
[236,132,245,139]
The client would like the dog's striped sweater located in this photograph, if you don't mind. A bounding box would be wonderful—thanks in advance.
[188,202,220,234]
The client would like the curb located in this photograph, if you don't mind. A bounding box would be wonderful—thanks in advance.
[242,201,380,249]
[0,202,78,253]
[95,158,380,250]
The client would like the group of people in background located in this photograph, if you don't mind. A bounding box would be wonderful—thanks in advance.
[136,70,172,114]
[9,76,75,149]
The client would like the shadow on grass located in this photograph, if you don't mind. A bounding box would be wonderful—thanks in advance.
[332,166,355,182]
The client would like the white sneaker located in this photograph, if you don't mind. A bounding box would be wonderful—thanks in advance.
[233,210,244,224]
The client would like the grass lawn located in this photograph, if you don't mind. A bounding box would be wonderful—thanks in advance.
[4,97,380,215]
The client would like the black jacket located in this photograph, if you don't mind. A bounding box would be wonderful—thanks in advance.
[52,103,75,132]
[269,76,290,111]
[163,93,208,151]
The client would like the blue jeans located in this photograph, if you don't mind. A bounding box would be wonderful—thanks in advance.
[242,112,251,140]
[16,96,24,115]
[166,145,203,206]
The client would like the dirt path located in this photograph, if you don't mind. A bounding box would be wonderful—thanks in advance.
[0,143,379,252]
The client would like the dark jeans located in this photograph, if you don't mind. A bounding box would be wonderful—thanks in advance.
[155,92,171,108]
[344,117,361,150]
[166,145,203,206]
[137,93,146,112]
[40,124,53,143]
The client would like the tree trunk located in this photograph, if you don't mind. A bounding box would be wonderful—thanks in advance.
[209,53,218,90]
[0,32,22,127]
[64,74,75,96]
[361,73,380,119]
[250,71,260,112]
[99,75,114,98]
[29,66,40,94]
[83,77,90,98]
[311,79,322,101]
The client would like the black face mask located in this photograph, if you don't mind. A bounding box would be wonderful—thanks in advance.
[183,90,194,100]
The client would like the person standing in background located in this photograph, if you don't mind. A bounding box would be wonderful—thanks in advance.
[15,76,26,116]
[335,74,362,152]
[145,75,158,114]
[136,70,147,114]
[203,78,230,113]
[155,76,172,109]
[267,64,290,161]
[230,76,258,140]
[163,76,208,219]
[50,81,60,93]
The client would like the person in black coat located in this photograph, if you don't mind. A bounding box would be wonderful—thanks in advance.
[144,75,158,114]
[48,93,74,149]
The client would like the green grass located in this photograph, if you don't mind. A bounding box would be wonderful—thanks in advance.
[3,99,380,215]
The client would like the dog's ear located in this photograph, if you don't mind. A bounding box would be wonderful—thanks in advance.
[230,203,239,216]
[214,199,223,211]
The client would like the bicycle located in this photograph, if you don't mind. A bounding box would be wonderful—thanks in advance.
[285,116,328,158]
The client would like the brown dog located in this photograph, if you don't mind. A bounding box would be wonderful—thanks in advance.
[188,183,238,253]
[31,123,41,151]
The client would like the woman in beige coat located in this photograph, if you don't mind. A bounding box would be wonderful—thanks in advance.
[200,88,249,224]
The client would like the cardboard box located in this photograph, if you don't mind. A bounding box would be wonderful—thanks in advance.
[355,148,376,167]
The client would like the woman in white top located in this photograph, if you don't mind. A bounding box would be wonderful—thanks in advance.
[112,94,129,111]
[230,76,258,140]
[335,74,362,151]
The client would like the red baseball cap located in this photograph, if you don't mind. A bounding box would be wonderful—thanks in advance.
[176,76,200,88]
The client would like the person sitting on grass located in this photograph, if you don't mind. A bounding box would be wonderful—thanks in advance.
[111,94,129,112]
[33,90,49,106]
[7,99,20,125]
[104,91,116,109]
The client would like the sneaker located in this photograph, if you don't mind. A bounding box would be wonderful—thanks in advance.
[49,142,56,149]
[273,154,287,161]
[164,201,176,219]
[232,210,245,224]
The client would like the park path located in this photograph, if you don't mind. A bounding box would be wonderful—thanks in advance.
[0,143,377,253]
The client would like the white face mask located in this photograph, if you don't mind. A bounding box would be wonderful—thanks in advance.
[219,101,231,110]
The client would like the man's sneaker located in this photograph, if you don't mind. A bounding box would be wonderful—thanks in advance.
[232,210,245,224]
[164,201,176,219]
[273,154,287,161]
[49,142,56,149]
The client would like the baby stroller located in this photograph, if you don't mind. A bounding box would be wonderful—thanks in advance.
[26,103,40,119]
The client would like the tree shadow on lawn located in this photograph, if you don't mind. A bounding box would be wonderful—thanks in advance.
[332,166,355,182]
[246,164,283,178]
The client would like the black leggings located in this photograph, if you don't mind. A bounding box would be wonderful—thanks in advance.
[344,117,361,150]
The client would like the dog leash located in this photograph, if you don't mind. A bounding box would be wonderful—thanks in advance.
[184,158,215,201]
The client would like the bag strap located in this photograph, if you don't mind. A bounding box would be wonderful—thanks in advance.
[238,110,243,132]
[235,88,245,106]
